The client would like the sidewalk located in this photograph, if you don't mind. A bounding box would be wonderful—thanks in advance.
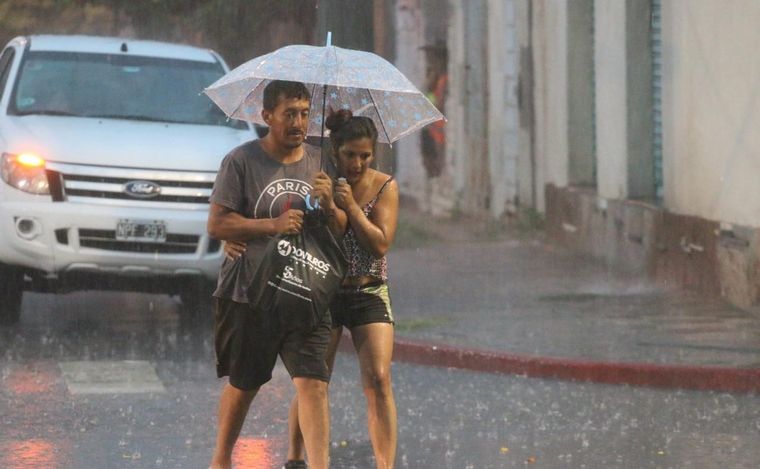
[372,206,760,393]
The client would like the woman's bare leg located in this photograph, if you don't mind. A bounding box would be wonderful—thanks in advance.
[351,323,396,469]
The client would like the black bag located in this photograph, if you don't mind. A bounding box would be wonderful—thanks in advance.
[247,210,347,329]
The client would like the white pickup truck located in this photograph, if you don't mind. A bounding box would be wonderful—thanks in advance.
[0,35,256,325]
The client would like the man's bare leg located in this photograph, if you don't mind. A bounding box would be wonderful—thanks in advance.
[287,328,342,464]
[210,382,258,469]
[292,377,330,469]
[286,394,304,461]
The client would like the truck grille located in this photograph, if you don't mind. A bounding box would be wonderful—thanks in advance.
[46,162,215,209]
[78,229,200,254]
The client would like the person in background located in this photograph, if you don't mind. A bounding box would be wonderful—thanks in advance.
[420,40,448,214]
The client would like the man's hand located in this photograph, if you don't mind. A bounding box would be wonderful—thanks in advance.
[274,209,304,234]
[311,171,335,212]
[222,240,247,261]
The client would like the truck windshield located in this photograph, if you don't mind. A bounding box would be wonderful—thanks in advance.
[9,51,246,129]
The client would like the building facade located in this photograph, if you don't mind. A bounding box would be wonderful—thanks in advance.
[532,0,760,311]
[392,0,760,311]
[393,0,521,219]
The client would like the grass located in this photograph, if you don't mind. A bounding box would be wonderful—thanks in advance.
[515,207,545,233]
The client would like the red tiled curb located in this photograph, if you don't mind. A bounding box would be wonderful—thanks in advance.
[379,337,760,393]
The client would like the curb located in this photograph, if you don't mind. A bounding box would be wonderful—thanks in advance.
[342,336,760,394]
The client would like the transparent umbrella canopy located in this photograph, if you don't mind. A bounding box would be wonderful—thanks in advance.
[204,39,445,144]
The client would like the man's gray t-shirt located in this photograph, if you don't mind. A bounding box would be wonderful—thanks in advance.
[210,140,325,303]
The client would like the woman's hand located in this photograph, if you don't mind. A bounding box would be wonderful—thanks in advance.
[333,178,357,212]
[222,240,247,261]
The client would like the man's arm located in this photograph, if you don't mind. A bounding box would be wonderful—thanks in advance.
[207,203,304,241]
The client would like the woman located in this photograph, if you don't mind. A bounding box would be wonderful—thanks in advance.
[225,109,399,469]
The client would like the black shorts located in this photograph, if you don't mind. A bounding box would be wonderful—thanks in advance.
[330,282,394,329]
[214,298,332,391]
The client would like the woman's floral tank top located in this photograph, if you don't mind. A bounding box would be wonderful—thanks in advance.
[342,176,394,281]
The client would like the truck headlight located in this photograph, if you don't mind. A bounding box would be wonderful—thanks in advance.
[1,152,50,195]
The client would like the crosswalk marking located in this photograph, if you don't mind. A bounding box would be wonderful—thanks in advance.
[58,360,166,395]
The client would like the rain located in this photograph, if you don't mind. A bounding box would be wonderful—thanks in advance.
[2,1,760,468]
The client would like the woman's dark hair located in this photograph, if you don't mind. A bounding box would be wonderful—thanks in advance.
[325,109,378,152]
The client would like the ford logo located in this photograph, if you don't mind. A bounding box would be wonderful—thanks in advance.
[124,180,162,198]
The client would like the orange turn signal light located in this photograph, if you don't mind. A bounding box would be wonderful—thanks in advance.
[16,153,46,168]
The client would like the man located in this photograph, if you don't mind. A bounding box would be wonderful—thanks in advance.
[420,40,448,180]
[207,80,345,469]
[419,41,448,215]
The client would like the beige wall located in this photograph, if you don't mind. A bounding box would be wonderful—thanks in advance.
[393,0,521,218]
[393,0,427,203]
[445,0,466,212]
[594,0,628,199]
[515,0,536,208]
[532,0,569,210]
[487,0,520,218]
[663,0,760,227]
[531,0,655,208]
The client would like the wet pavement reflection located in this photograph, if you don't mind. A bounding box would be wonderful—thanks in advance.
[1,439,62,469]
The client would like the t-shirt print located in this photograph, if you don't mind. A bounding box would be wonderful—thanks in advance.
[254,178,314,219]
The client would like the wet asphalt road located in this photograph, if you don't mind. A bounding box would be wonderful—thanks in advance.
[2,291,760,468]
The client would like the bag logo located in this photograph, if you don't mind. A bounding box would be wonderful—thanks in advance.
[277,239,293,257]
[283,266,304,284]
[276,239,331,274]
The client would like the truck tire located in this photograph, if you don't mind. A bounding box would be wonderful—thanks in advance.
[0,265,23,326]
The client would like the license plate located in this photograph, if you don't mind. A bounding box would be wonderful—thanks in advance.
[116,219,167,242]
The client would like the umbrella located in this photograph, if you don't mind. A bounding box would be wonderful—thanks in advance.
[203,36,445,145]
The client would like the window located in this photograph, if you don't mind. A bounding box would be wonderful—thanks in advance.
[0,48,16,101]
[8,51,245,129]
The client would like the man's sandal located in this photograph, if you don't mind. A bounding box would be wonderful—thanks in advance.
[283,460,307,469]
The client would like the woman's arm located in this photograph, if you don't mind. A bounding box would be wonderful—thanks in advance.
[339,178,399,258]
[222,240,247,260]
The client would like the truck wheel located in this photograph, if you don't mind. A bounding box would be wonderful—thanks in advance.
[0,265,24,326]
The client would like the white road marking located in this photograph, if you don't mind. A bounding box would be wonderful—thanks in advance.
[58,360,166,395]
